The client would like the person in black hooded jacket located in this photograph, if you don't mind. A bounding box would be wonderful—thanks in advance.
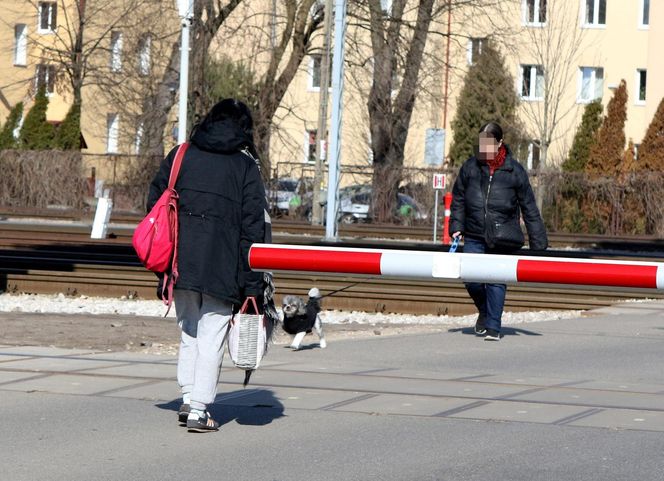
[147,99,267,432]
[450,122,547,341]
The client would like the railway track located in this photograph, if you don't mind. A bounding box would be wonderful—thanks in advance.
[1,218,663,315]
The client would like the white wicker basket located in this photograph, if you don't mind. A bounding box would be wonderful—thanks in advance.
[228,298,266,370]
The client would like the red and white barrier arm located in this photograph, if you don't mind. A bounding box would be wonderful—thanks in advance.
[248,244,664,290]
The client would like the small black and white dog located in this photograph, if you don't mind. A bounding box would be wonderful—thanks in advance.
[281,288,326,350]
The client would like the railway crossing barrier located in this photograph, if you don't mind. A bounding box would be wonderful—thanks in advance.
[249,244,664,290]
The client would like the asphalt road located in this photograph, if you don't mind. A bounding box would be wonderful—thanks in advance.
[2,301,663,481]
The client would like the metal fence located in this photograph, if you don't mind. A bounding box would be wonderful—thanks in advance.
[2,149,663,237]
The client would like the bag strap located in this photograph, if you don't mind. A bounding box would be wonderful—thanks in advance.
[167,143,190,190]
[239,296,260,314]
[160,143,188,316]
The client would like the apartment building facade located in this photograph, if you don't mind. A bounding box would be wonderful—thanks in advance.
[1,1,662,176]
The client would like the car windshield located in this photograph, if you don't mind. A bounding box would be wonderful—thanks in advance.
[277,180,298,191]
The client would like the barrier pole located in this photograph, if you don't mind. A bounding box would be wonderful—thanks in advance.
[249,243,664,290]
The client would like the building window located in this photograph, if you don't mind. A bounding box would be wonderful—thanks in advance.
[110,31,123,73]
[35,64,55,94]
[106,113,119,154]
[578,67,603,102]
[583,0,606,27]
[38,2,57,33]
[138,34,151,76]
[135,122,144,153]
[381,0,392,15]
[523,0,546,25]
[636,69,647,104]
[14,24,28,66]
[520,65,544,101]
[467,37,485,65]
[309,54,332,90]
[305,129,317,163]
[527,141,541,170]
[640,0,650,27]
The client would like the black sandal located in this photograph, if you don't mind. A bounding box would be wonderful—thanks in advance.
[178,403,190,424]
[187,411,219,432]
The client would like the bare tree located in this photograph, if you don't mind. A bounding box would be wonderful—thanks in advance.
[507,0,589,206]
[250,0,325,175]
[138,0,244,156]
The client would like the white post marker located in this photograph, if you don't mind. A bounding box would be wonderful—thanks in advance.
[248,243,664,290]
[91,197,113,239]
[432,173,445,242]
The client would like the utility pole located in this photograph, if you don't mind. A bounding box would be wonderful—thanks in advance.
[324,0,347,240]
[312,0,334,225]
[176,0,194,144]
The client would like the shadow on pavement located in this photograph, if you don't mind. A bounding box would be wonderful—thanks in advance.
[448,326,543,336]
[156,388,285,427]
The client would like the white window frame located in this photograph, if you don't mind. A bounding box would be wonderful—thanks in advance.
[522,0,547,27]
[582,0,606,28]
[134,122,144,154]
[639,0,650,29]
[635,69,647,105]
[37,2,57,34]
[14,24,28,66]
[106,113,120,154]
[110,31,123,73]
[308,54,332,92]
[467,37,485,65]
[526,141,541,170]
[520,64,544,101]
[35,63,55,95]
[577,67,604,103]
[367,132,374,164]
[138,34,151,76]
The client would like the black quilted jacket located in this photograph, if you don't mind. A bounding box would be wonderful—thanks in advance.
[449,147,548,251]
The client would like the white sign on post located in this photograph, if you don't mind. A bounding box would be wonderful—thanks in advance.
[176,0,193,18]
[432,173,446,190]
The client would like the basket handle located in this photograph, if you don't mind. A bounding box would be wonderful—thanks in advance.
[240,296,260,314]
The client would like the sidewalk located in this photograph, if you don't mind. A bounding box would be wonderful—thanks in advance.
[2,300,664,480]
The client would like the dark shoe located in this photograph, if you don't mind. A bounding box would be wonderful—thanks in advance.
[178,403,190,424]
[484,329,500,341]
[474,314,486,335]
[187,411,219,432]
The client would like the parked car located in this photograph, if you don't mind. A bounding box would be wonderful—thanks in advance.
[303,185,428,224]
[266,178,297,215]
[266,178,313,216]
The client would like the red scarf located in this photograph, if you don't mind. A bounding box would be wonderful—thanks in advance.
[485,145,507,175]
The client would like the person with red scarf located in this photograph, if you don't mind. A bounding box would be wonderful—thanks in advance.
[450,122,548,341]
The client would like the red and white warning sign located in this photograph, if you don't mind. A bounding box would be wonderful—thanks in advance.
[432,173,446,190]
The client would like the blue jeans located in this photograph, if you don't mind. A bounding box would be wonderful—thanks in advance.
[462,237,507,333]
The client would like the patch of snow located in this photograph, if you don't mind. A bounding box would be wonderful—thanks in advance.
[0,292,584,327]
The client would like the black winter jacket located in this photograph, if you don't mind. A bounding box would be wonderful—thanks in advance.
[450,148,548,251]
[147,118,267,305]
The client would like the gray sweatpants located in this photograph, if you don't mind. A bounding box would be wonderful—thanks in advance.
[174,289,232,411]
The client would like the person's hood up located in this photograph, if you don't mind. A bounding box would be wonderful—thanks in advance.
[190,118,252,154]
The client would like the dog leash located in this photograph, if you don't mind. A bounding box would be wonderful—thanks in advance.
[319,276,374,300]
[448,236,460,253]
[322,239,460,298]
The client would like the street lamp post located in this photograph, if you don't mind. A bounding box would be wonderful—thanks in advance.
[176,0,194,144]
